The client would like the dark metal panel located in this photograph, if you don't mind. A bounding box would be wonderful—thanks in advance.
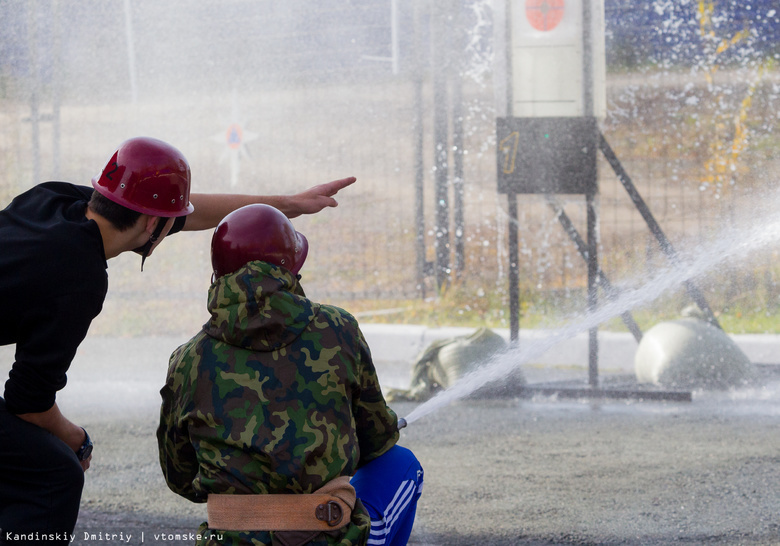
[497,117,598,195]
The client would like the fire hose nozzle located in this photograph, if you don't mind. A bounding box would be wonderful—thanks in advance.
[397,418,407,430]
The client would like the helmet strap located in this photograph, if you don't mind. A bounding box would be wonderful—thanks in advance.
[134,217,170,272]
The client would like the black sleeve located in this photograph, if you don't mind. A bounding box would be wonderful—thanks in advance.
[3,291,103,414]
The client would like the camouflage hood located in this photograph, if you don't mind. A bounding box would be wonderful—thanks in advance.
[203,260,316,352]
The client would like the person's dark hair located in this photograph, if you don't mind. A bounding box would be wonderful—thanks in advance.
[88,190,143,231]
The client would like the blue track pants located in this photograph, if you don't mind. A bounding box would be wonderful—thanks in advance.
[350,445,423,546]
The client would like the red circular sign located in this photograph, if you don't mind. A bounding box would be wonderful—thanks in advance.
[526,0,565,32]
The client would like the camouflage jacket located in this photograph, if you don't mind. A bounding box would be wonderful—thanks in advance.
[157,261,399,546]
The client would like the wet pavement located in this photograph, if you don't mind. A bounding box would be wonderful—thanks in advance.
[2,334,780,545]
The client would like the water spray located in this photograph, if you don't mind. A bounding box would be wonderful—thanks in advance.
[398,206,780,428]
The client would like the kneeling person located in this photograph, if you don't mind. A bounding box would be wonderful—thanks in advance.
[157,204,423,546]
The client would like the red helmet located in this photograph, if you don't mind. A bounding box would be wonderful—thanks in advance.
[91,137,194,217]
[211,204,309,279]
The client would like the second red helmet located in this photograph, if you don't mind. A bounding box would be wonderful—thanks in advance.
[211,204,309,279]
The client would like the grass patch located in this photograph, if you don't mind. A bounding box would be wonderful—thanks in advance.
[333,283,780,335]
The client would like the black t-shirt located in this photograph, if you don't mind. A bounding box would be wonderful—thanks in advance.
[0,182,185,414]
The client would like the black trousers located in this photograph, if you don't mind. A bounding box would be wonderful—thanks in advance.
[0,397,84,545]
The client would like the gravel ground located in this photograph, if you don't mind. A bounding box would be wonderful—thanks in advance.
[70,392,780,546]
[3,338,780,545]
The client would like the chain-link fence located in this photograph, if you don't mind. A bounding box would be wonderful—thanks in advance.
[1,0,779,336]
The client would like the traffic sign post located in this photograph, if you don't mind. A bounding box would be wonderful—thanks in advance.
[497,0,605,387]
[493,1,707,402]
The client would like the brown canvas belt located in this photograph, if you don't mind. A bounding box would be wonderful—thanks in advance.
[207,476,356,532]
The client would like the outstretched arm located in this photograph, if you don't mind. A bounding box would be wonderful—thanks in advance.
[182,176,356,231]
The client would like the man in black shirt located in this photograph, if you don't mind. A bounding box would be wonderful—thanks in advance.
[0,136,355,545]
